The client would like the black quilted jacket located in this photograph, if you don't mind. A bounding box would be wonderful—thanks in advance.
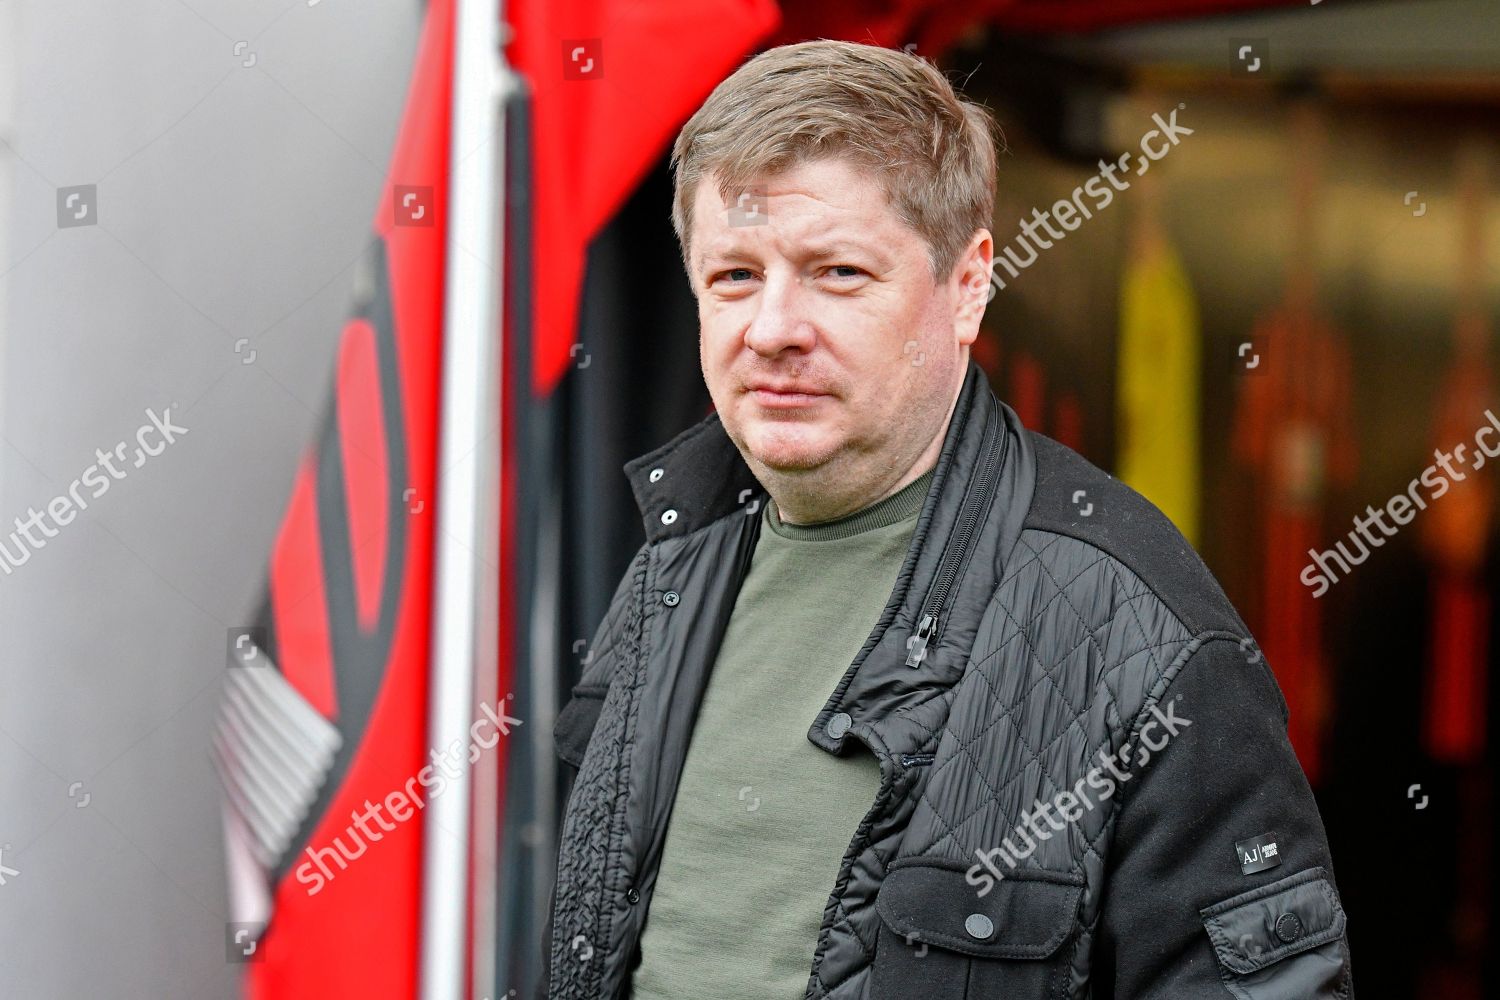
[543,361,1354,999]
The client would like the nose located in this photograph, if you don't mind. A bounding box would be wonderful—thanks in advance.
[743,272,817,358]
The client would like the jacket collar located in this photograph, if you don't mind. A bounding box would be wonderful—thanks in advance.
[623,398,765,545]
[623,359,1007,542]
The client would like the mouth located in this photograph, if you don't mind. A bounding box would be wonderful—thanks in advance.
[746,383,831,410]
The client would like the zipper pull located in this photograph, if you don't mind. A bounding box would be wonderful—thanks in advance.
[905,613,937,668]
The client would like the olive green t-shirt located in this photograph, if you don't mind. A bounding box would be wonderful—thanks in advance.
[630,467,935,999]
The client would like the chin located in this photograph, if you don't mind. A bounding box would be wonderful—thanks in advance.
[742,423,840,472]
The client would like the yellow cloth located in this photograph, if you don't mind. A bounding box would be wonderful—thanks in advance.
[1117,241,1202,544]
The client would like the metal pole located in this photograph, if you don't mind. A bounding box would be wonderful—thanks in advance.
[420,0,506,996]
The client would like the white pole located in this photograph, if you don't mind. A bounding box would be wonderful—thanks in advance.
[420,0,507,996]
[0,0,18,503]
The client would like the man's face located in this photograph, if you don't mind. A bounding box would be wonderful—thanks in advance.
[690,157,989,502]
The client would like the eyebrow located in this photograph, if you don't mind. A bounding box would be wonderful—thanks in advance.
[804,241,884,262]
[697,239,889,272]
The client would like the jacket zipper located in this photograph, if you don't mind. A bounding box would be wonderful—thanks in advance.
[809,400,1002,991]
[904,403,1003,667]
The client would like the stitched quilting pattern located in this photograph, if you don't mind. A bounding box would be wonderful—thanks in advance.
[550,548,649,998]
[804,529,1198,998]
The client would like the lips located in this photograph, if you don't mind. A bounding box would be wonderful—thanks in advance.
[747,383,830,409]
[748,383,827,396]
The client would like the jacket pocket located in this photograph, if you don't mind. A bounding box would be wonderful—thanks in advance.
[553,684,609,769]
[1200,866,1352,1000]
[871,859,1084,1000]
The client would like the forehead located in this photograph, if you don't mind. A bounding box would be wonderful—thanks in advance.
[690,158,906,262]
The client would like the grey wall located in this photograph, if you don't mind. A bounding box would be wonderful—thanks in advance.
[0,1,419,995]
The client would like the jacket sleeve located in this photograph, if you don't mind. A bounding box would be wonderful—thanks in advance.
[551,544,647,767]
[1094,635,1354,999]
[535,544,649,999]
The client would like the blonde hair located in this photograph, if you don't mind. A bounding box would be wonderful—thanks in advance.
[670,39,1001,281]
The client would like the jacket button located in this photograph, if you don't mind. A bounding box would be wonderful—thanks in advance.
[1274,912,1303,943]
[964,913,995,940]
[825,712,852,739]
[662,591,680,607]
[626,887,641,904]
[649,467,664,482]
[660,508,678,525]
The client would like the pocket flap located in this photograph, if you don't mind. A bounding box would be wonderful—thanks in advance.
[876,860,1083,960]
[1200,867,1347,975]
[553,685,607,768]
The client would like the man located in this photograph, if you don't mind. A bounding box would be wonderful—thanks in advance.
[543,40,1353,1000]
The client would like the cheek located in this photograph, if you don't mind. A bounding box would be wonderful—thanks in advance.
[846,301,932,376]
[700,294,744,339]
[871,308,952,398]
[698,316,742,403]
[700,325,735,379]
[697,305,728,355]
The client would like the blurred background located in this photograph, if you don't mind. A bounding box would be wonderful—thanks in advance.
[1,0,1497,997]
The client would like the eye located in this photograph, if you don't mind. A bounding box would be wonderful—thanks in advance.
[713,267,756,284]
[826,265,864,279]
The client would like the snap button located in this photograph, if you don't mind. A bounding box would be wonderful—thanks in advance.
[964,913,995,940]
[625,887,640,904]
[662,591,680,607]
[660,508,678,525]
[825,712,852,739]
[1274,912,1303,944]
[648,467,664,482]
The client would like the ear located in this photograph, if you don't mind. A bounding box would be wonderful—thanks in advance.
[950,229,993,347]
